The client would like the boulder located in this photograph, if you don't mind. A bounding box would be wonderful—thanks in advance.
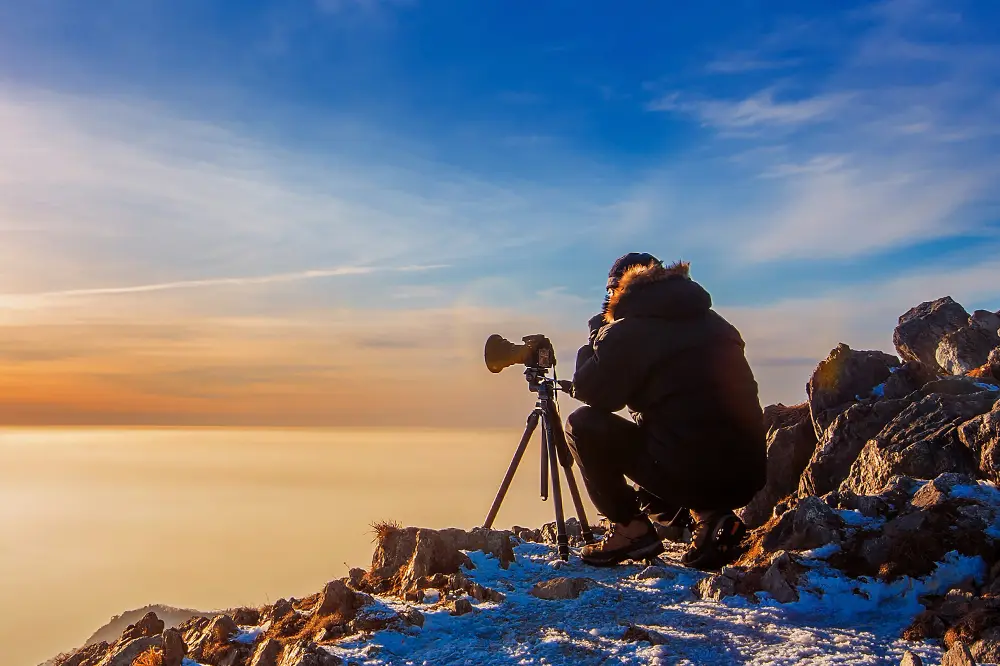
[760,555,799,603]
[231,607,261,626]
[899,651,924,666]
[450,598,474,616]
[807,344,900,437]
[840,392,992,496]
[249,638,282,666]
[739,417,816,528]
[57,642,110,666]
[621,624,669,646]
[278,641,341,666]
[529,577,595,600]
[762,402,811,436]
[269,599,294,622]
[941,641,977,666]
[184,614,239,662]
[695,573,737,601]
[120,612,165,643]
[894,297,971,372]
[96,636,163,666]
[314,580,362,623]
[738,496,845,570]
[364,526,514,596]
[937,325,1000,376]
[799,397,911,498]
[162,628,186,666]
[972,310,1000,334]
[971,627,1000,664]
[958,399,1000,483]
[882,360,939,400]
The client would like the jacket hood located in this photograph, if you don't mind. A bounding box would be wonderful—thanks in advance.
[604,260,711,323]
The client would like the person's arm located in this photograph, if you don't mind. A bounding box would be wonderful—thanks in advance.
[571,322,643,412]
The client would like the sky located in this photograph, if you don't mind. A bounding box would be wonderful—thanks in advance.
[0,0,999,426]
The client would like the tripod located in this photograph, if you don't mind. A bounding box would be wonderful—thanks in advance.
[483,365,595,560]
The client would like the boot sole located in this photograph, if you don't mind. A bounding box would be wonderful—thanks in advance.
[581,539,666,567]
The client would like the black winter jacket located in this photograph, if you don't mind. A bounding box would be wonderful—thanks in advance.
[572,262,767,505]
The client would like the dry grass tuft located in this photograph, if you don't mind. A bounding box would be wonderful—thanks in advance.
[133,648,164,666]
[370,519,402,543]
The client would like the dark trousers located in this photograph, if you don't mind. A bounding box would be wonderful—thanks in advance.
[565,406,697,525]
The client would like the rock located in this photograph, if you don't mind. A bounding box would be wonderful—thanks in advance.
[899,650,924,666]
[231,607,261,626]
[450,598,474,616]
[894,297,971,372]
[633,566,675,581]
[760,496,845,554]
[971,627,1000,664]
[250,638,282,666]
[958,400,1000,484]
[762,402,811,436]
[739,417,816,528]
[120,612,165,642]
[97,636,163,666]
[904,611,948,641]
[882,361,939,400]
[972,310,1000,334]
[58,642,110,666]
[161,628,186,666]
[365,526,514,596]
[696,574,737,601]
[938,325,1000,375]
[799,398,911,498]
[941,641,977,666]
[840,392,992,496]
[184,614,239,662]
[270,599,294,622]
[529,577,595,600]
[401,607,424,628]
[278,641,342,666]
[347,568,366,590]
[621,624,669,645]
[760,557,799,603]
[807,344,901,437]
[315,580,362,623]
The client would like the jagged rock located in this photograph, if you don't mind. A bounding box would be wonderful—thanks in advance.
[401,607,424,628]
[894,297,971,372]
[57,642,110,666]
[938,325,1000,376]
[184,614,239,662]
[904,611,948,641]
[739,415,816,528]
[97,636,163,666]
[231,607,261,626]
[315,580,362,622]
[347,568,367,590]
[250,638,282,666]
[279,641,341,666]
[841,392,993,496]
[269,599,294,622]
[958,399,1000,483]
[971,627,1000,663]
[120,611,165,642]
[695,574,736,601]
[942,641,977,666]
[761,496,845,554]
[807,344,901,437]
[162,628,186,666]
[799,398,911,498]
[882,360,939,400]
[760,554,800,603]
[450,598,474,616]
[363,526,514,596]
[762,402,811,436]
[529,577,595,600]
[900,650,924,666]
[621,624,669,645]
[972,310,1000,334]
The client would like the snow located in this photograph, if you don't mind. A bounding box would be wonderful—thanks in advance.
[871,383,886,398]
[836,509,885,531]
[314,541,978,665]
[974,382,1000,392]
[233,625,265,645]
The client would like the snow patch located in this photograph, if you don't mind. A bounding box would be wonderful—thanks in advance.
[974,382,1000,392]
[232,625,265,645]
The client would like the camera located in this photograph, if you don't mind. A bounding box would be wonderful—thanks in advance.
[484,334,556,373]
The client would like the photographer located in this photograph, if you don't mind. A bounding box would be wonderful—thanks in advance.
[566,252,767,569]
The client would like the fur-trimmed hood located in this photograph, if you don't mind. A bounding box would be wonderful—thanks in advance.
[604,260,711,323]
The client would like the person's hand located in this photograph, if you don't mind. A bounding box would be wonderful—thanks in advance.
[587,313,605,346]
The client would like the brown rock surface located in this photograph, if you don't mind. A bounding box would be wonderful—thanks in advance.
[807,344,900,437]
[529,577,595,600]
[739,415,816,528]
[161,628,186,666]
[894,297,970,372]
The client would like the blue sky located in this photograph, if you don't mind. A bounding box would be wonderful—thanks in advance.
[0,0,999,424]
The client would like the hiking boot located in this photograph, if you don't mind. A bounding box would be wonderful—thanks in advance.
[581,517,664,567]
[681,510,746,571]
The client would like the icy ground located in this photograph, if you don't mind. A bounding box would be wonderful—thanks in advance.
[234,539,990,666]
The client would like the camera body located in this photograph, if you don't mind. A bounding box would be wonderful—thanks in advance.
[484,333,556,373]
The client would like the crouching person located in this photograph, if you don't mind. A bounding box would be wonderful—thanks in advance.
[566,253,766,570]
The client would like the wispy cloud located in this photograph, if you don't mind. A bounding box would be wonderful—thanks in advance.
[649,89,853,129]
[706,52,802,74]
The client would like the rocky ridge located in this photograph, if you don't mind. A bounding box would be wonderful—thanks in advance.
[48,296,1000,666]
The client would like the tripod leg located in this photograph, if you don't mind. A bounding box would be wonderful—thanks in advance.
[540,414,549,500]
[483,410,540,530]
[564,467,595,544]
[542,414,570,561]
